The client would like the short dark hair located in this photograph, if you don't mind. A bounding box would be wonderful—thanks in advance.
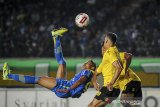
[101,41,104,47]
[106,32,117,44]
[90,60,96,71]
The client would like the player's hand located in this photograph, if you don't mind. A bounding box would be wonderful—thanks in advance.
[57,89,69,93]
[107,83,113,91]
[93,82,100,91]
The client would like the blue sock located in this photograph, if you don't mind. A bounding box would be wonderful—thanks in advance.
[8,74,40,84]
[54,37,66,64]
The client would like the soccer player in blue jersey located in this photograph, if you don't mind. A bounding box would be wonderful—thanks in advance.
[3,28,96,98]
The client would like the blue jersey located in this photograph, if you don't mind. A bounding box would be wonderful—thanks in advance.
[51,69,93,98]
[69,69,93,98]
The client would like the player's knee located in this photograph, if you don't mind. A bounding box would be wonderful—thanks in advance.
[88,102,93,107]
[58,64,66,70]
[88,102,97,107]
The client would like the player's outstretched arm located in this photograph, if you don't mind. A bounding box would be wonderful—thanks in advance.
[57,76,88,93]
[70,76,87,90]
[92,71,100,91]
[124,52,132,74]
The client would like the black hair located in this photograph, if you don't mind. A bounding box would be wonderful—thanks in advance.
[106,32,117,44]
[101,41,104,47]
[90,60,96,71]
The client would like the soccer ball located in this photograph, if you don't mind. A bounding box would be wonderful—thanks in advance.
[75,13,89,28]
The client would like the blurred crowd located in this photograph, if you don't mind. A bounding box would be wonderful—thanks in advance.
[1,0,160,58]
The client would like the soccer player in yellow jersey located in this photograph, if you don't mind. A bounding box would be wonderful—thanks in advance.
[90,45,142,107]
[88,32,123,107]
[119,52,142,107]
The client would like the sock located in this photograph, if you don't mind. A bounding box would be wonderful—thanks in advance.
[54,36,66,64]
[8,74,40,84]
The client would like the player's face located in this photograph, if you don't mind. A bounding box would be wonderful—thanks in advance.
[83,60,95,70]
[103,36,110,50]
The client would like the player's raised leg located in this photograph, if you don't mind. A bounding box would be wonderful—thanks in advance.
[51,28,68,79]
[3,62,39,84]
[3,62,57,89]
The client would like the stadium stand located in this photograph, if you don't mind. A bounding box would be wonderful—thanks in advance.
[1,0,160,57]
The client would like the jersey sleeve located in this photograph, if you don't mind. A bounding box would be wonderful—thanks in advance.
[97,63,102,74]
[81,70,91,78]
[120,52,125,60]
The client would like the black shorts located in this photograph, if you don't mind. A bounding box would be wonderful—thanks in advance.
[122,80,142,101]
[95,87,120,101]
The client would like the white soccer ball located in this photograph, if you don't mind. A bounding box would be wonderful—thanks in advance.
[75,13,89,28]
